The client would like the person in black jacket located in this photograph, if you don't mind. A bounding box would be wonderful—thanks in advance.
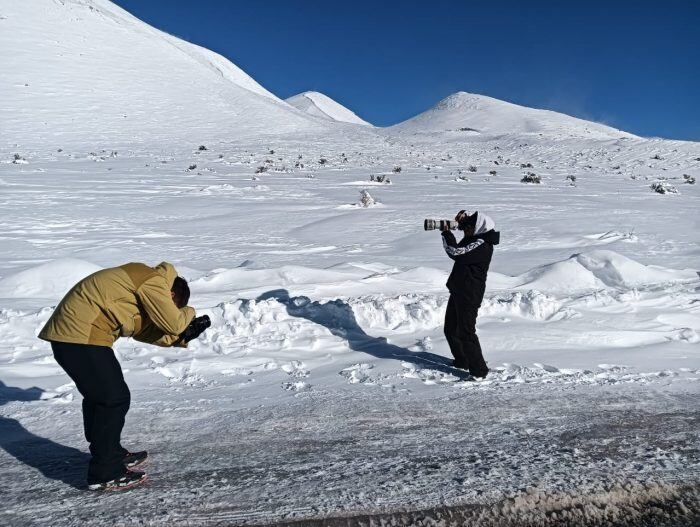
[441,210,500,378]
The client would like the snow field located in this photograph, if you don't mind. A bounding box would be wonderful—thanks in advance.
[1,247,697,401]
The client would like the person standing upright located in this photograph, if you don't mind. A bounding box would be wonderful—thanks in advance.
[440,211,499,378]
[39,261,210,490]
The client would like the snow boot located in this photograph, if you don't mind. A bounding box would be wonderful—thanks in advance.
[123,450,148,469]
[452,359,469,370]
[469,366,489,379]
[88,469,147,491]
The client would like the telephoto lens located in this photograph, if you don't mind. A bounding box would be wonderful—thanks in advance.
[424,219,459,231]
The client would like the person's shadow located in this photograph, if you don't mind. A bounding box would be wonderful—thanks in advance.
[0,380,89,489]
[257,289,469,379]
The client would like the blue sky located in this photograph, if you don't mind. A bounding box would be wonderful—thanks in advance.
[113,0,699,140]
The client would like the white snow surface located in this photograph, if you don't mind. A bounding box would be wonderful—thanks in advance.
[0,0,331,146]
[1,1,699,525]
[286,91,372,126]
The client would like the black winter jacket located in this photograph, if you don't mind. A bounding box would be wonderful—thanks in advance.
[442,229,500,306]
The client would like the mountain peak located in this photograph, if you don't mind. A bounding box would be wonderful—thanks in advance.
[286,91,372,126]
[392,91,636,139]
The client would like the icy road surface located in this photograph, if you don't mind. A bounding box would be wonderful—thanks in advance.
[1,378,699,526]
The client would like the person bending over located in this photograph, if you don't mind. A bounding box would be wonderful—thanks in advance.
[39,262,210,491]
[440,211,500,378]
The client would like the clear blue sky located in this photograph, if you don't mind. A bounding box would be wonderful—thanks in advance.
[113,0,699,140]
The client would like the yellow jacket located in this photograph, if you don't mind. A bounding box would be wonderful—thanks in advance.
[39,262,195,348]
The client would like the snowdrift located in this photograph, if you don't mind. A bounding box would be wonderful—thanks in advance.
[509,250,698,294]
[0,259,101,300]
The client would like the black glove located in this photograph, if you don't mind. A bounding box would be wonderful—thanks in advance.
[441,229,457,246]
[180,315,211,343]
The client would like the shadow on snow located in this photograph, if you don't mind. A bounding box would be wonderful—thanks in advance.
[0,380,88,489]
[257,289,467,379]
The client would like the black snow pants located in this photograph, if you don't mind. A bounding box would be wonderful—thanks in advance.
[444,295,488,375]
[51,341,130,484]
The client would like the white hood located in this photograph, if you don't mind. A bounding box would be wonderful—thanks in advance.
[474,212,495,234]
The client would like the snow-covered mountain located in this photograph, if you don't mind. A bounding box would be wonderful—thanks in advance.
[285,91,372,126]
[0,0,330,147]
[0,0,639,148]
[389,91,637,140]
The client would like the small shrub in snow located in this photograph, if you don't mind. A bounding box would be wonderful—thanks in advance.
[520,162,533,168]
[489,170,497,176]
[12,153,28,164]
[650,181,678,194]
[198,145,207,151]
[294,161,304,168]
[458,127,478,132]
[305,174,315,179]
[187,163,197,171]
[269,149,275,154]
[319,157,327,165]
[467,165,477,173]
[455,175,470,182]
[566,175,577,185]
[521,173,541,184]
[255,165,267,174]
[359,189,376,207]
[683,174,695,184]
[651,154,663,160]
[370,174,391,184]
[393,166,402,173]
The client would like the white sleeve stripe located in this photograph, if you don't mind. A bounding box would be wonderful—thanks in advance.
[443,237,484,256]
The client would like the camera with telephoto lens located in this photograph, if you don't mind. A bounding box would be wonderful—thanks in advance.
[180,315,211,343]
[424,219,459,231]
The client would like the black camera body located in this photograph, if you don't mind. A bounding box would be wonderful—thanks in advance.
[180,315,211,343]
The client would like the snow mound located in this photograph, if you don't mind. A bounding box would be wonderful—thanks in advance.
[191,265,365,293]
[0,259,102,299]
[389,91,636,139]
[514,250,697,294]
[481,291,572,321]
[351,294,447,332]
[285,91,372,126]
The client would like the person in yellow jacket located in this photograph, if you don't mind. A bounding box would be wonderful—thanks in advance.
[39,262,210,491]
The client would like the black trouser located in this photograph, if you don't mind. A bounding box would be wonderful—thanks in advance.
[444,294,488,373]
[51,342,130,484]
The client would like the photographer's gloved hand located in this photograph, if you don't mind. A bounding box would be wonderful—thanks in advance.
[441,229,457,246]
[180,315,211,343]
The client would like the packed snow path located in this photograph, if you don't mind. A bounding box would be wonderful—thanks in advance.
[1,379,698,526]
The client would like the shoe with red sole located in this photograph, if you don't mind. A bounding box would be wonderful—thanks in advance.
[88,469,147,491]
[123,450,148,469]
